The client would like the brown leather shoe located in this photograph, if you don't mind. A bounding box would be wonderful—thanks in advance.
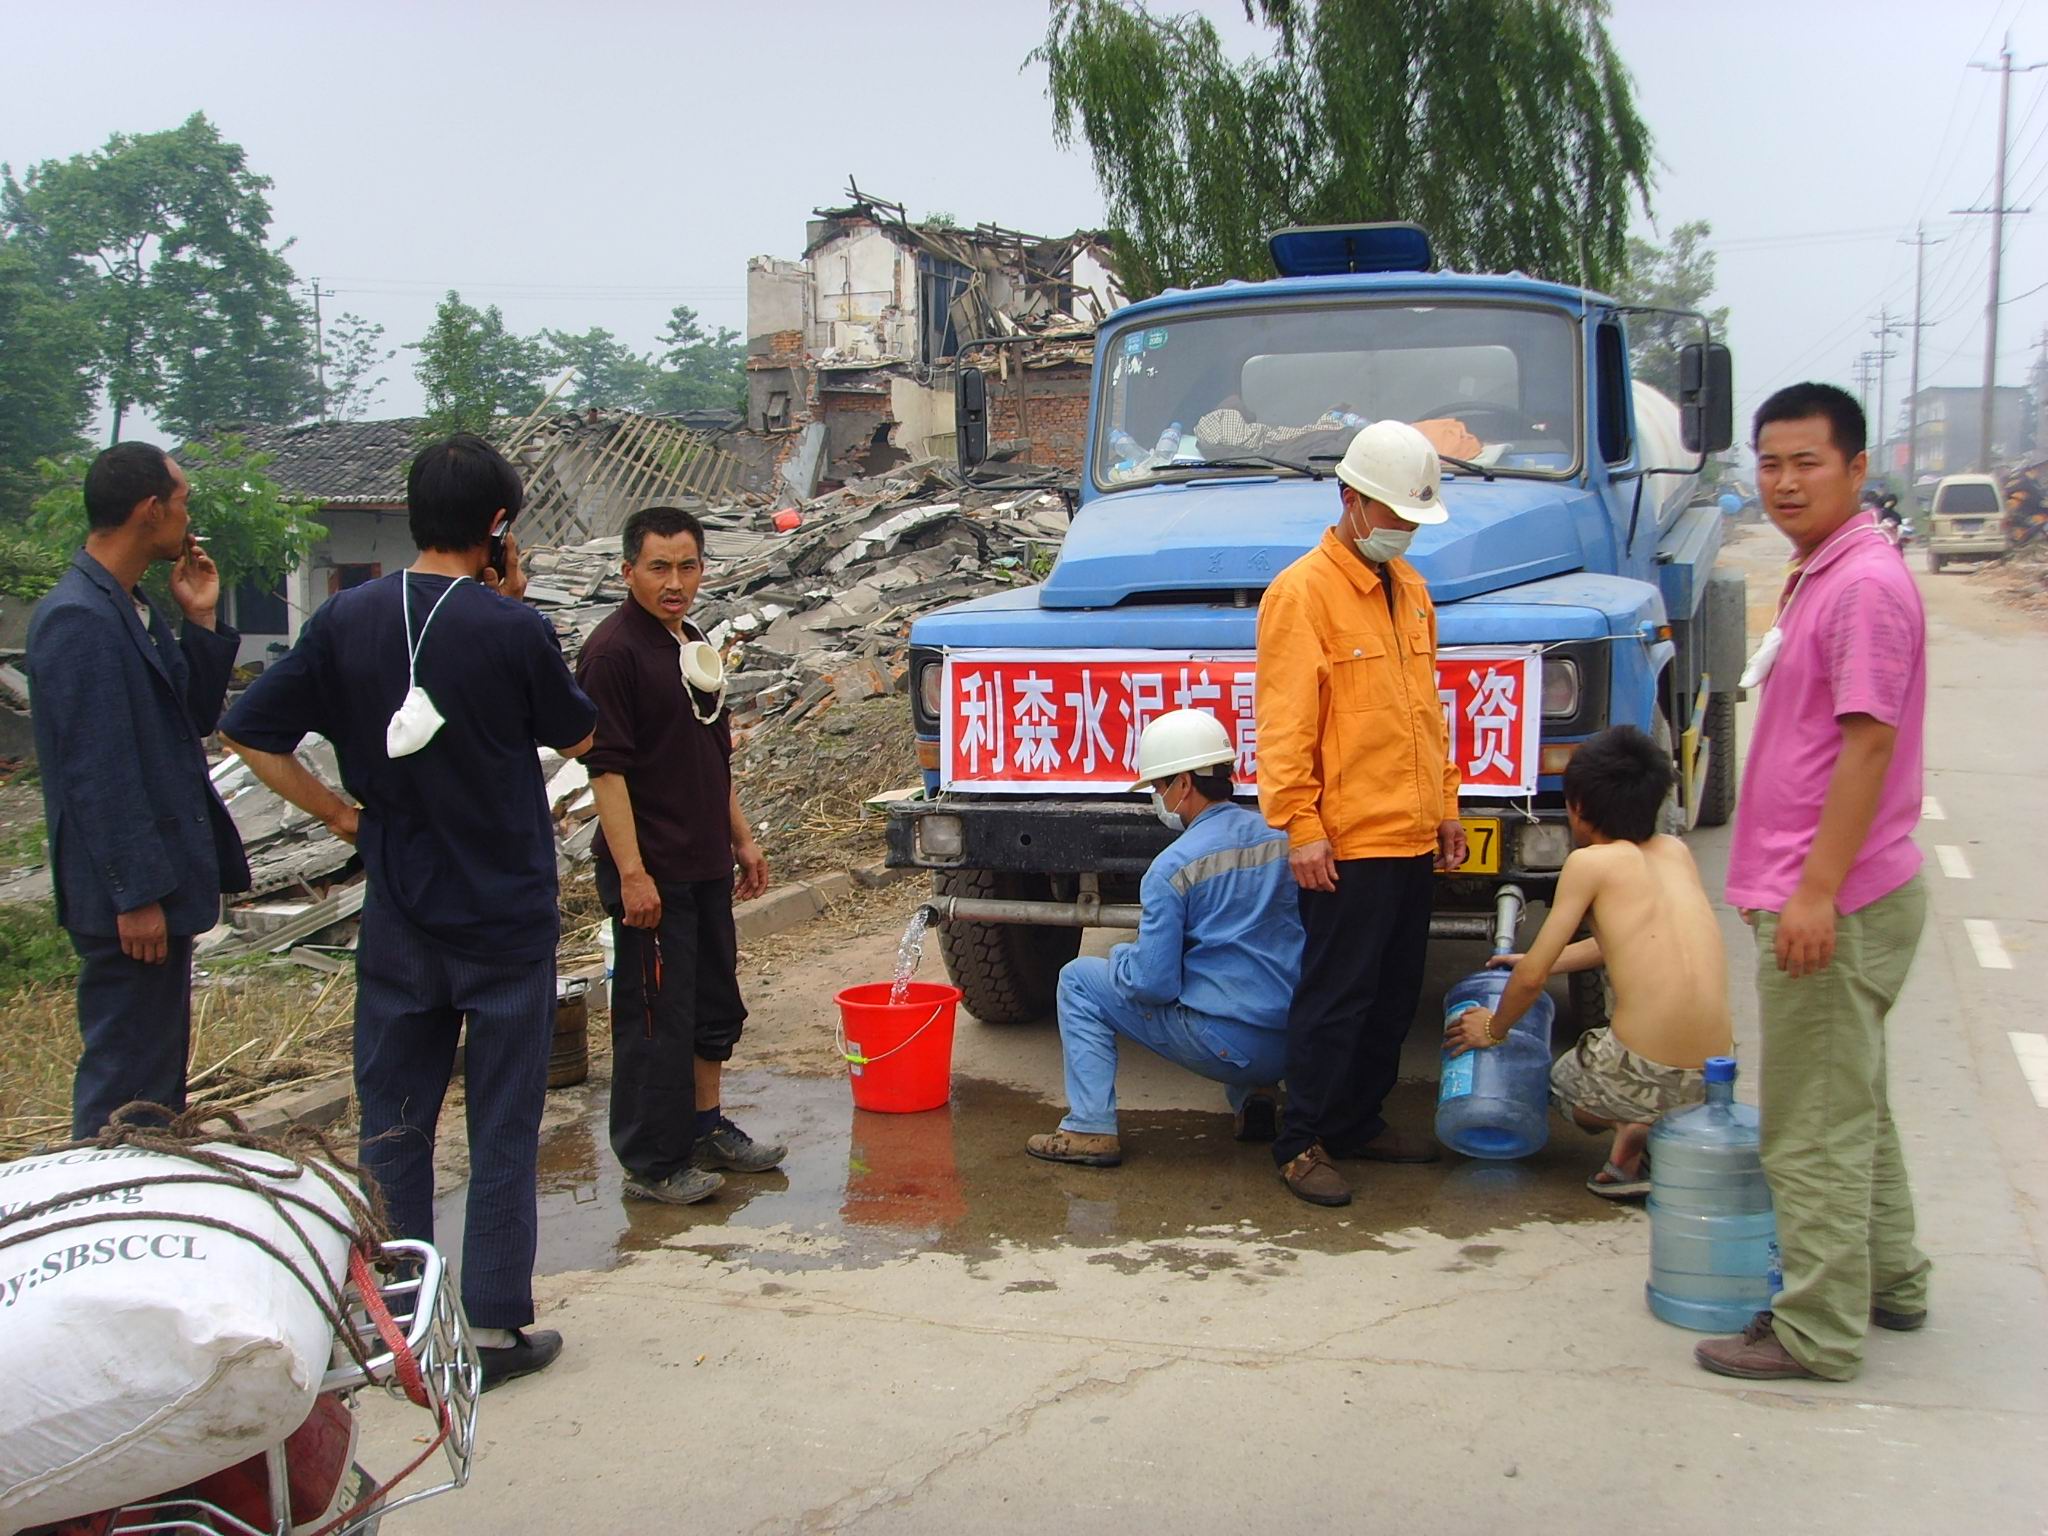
[1694,1312,1825,1380]
[1026,1130,1122,1167]
[1330,1127,1441,1164]
[1280,1144,1352,1207]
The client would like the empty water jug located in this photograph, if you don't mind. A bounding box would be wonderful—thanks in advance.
[1646,1056,1779,1332]
[1435,970,1554,1159]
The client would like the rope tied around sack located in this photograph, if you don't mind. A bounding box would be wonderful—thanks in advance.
[0,1104,400,1382]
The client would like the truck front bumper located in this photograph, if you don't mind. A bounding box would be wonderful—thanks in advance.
[886,797,1564,938]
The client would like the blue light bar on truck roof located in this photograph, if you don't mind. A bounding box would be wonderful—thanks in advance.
[1267,222,1434,277]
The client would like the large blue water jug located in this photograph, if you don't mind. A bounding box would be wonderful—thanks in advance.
[1646,1056,1779,1332]
[1434,970,1554,1159]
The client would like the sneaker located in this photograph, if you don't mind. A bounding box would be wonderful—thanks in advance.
[1280,1143,1351,1207]
[623,1166,725,1205]
[1233,1091,1280,1143]
[477,1328,563,1392]
[1025,1129,1123,1167]
[1693,1312,1825,1381]
[691,1115,788,1173]
[1871,1303,1928,1332]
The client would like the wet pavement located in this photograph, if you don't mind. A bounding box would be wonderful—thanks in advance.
[434,1066,1631,1280]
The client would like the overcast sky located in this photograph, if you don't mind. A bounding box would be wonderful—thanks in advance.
[4,0,2044,450]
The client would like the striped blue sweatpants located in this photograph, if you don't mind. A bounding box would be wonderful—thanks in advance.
[354,893,555,1330]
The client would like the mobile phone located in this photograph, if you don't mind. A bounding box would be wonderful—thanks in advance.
[487,517,511,576]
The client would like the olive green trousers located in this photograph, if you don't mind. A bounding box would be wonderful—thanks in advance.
[1754,876,1931,1380]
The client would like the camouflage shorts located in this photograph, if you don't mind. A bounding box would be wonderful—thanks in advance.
[1549,1027,1707,1127]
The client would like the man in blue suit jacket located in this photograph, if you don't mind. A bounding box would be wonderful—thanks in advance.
[27,443,251,1138]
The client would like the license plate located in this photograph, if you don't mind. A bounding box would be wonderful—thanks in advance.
[1956,519,1983,534]
[1453,817,1502,876]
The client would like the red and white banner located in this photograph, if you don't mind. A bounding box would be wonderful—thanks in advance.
[940,647,1542,797]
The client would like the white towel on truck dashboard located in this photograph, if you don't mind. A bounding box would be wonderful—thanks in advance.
[0,1143,356,1533]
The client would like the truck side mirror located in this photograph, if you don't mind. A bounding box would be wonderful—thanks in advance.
[955,366,988,470]
[1678,342,1734,455]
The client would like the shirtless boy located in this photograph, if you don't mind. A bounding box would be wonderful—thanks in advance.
[1444,725,1732,1198]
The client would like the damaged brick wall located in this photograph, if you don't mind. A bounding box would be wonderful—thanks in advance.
[988,363,1093,475]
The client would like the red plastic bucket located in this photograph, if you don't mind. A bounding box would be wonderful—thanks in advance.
[834,981,962,1113]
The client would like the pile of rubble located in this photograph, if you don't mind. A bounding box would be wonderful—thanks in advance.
[522,461,1070,732]
[1970,537,2048,620]
[187,462,1070,955]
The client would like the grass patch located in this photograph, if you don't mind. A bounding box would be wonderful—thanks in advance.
[0,964,359,1157]
[0,901,74,989]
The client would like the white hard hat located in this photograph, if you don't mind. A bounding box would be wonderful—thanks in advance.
[1335,419,1448,525]
[1129,708,1234,792]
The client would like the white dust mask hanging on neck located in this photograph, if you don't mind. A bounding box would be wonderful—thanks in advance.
[386,573,467,758]
[677,631,727,725]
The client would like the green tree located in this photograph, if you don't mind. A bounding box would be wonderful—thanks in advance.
[410,291,550,436]
[322,311,395,421]
[2,113,316,442]
[646,305,746,414]
[13,437,324,603]
[1034,0,1653,298]
[1618,220,1728,397]
[0,237,96,521]
[541,326,658,411]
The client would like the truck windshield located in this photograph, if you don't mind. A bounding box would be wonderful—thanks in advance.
[1092,301,1579,490]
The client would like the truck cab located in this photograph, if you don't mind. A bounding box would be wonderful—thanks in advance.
[886,225,1741,1026]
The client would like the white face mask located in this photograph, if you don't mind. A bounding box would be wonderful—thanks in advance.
[1151,784,1185,832]
[386,574,467,759]
[1354,525,1416,564]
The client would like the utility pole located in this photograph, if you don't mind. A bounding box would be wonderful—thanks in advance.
[304,278,335,423]
[1853,351,1881,421]
[1899,224,1946,489]
[1871,308,1903,476]
[1960,41,2046,471]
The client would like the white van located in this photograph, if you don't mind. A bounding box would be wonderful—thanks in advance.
[1925,473,2007,571]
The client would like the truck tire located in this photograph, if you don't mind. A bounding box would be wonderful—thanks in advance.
[1927,550,1944,573]
[1696,690,1738,828]
[932,868,1082,1025]
[1569,967,1611,1035]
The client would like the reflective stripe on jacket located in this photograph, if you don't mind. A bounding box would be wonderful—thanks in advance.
[1254,527,1459,858]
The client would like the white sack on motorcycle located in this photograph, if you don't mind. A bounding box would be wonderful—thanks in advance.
[0,1144,356,1532]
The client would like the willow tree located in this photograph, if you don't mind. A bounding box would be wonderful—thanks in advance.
[1036,0,1653,298]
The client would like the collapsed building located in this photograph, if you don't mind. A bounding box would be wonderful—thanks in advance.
[747,184,1123,494]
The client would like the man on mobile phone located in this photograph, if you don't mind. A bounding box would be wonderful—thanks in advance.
[220,434,597,1393]
[27,443,251,1138]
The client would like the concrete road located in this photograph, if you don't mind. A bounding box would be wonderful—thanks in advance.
[365,529,2048,1534]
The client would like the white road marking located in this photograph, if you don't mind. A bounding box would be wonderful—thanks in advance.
[1922,795,1945,821]
[2008,1033,2048,1110]
[1935,845,1973,880]
[1965,918,2013,971]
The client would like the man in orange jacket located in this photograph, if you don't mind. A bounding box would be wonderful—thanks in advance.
[1255,420,1468,1207]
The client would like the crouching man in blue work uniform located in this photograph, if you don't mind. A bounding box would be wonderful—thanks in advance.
[1026,710,1303,1167]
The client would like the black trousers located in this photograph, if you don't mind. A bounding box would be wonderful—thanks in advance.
[599,864,747,1183]
[69,929,196,1139]
[1273,854,1435,1166]
[354,894,555,1331]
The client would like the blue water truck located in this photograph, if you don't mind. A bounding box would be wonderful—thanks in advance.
[885,224,1742,1027]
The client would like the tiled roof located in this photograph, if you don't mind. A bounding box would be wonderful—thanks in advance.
[185,419,427,506]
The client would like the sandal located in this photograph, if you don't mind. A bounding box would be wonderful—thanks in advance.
[1587,1158,1651,1199]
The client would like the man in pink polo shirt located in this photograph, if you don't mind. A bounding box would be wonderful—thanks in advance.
[1696,383,1931,1384]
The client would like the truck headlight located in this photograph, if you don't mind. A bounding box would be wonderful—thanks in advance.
[917,660,944,719]
[1515,822,1574,870]
[916,814,964,861]
[1542,659,1582,718]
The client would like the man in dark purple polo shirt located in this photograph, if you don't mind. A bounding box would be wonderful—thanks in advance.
[576,506,779,1205]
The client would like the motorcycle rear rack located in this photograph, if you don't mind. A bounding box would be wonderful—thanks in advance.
[103,1239,480,1536]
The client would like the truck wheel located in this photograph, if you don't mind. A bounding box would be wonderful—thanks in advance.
[1927,551,1944,573]
[931,868,1083,1025]
[1653,711,1688,835]
[1569,967,1611,1034]
[1696,691,1738,828]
